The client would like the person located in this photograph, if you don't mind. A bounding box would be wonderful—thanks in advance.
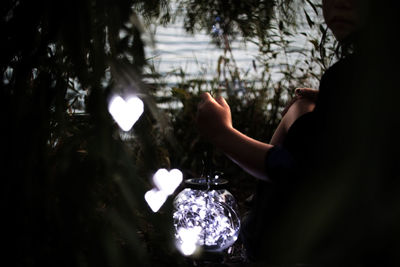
[196,0,363,264]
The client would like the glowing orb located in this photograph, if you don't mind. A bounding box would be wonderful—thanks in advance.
[173,178,240,256]
[108,95,144,131]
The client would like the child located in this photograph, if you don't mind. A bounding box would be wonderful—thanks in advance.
[196,0,361,264]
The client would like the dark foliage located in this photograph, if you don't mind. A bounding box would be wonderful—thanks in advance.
[176,0,302,46]
[0,0,181,266]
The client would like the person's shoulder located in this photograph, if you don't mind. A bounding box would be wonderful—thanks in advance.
[281,95,316,133]
[323,54,358,77]
[320,54,358,93]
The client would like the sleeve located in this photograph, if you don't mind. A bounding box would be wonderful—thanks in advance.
[265,145,297,185]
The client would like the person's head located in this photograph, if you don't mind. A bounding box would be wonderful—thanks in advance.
[322,0,360,42]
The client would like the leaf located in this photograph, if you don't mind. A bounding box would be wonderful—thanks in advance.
[279,20,284,31]
[171,87,190,100]
[310,39,319,50]
[217,55,225,78]
[319,24,326,35]
[304,9,314,29]
[306,0,319,16]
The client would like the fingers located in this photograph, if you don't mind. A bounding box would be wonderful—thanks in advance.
[295,88,319,99]
[199,92,228,108]
[215,95,229,108]
[198,92,213,109]
[295,88,318,94]
[200,92,213,101]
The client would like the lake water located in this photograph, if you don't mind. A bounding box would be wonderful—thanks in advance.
[144,5,325,89]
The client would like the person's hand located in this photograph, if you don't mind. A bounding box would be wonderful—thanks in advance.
[196,92,233,143]
[281,88,319,116]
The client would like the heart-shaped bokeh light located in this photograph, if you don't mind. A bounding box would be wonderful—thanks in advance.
[153,168,183,196]
[108,95,144,131]
[144,188,168,213]
[144,168,183,213]
[176,227,201,256]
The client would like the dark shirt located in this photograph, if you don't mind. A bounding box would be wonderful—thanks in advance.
[267,54,357,184]
[241,55,358,264]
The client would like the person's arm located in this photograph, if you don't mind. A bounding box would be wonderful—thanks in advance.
[196,90,317,181]
[196,92,273,180]
[215,127,273,181]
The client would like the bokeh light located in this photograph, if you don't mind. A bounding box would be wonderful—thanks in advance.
[177,227,202,256]
[144,188,168,213]
[144,169,183,213]
[153,168,183,196]
[108,95,144,131]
